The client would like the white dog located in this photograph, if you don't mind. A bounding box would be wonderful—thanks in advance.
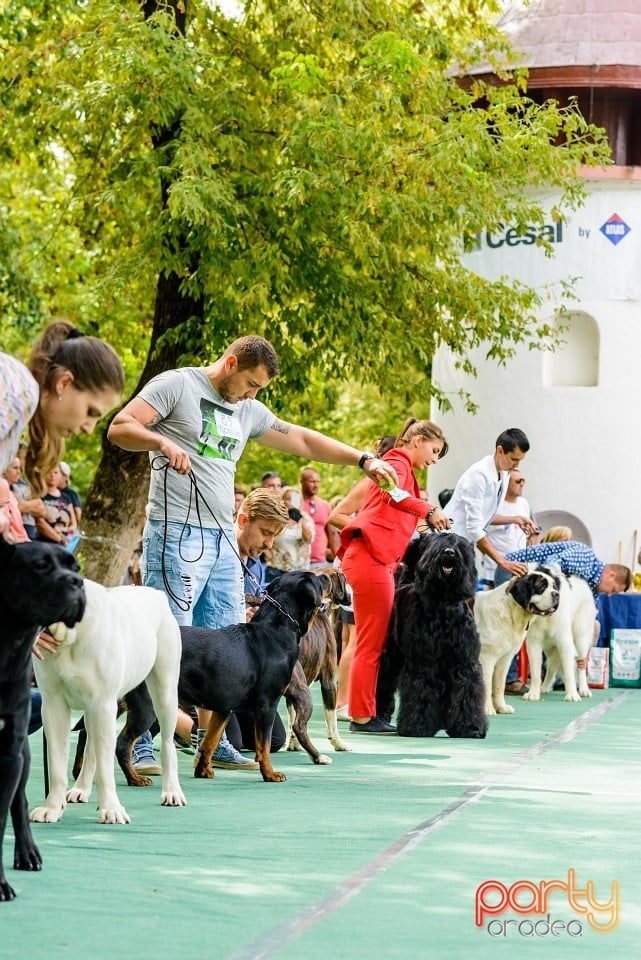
[524,574,595,702]
[30,580,186,825]
[475,565,561,715]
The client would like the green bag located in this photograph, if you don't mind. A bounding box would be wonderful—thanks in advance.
[609,630,641,688]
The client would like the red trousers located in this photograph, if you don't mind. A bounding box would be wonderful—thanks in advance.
[341,538,396,719]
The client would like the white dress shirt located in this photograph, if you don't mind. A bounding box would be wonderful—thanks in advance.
[446,454,509,544]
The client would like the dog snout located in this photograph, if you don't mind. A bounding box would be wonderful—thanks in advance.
[442,548,456,562]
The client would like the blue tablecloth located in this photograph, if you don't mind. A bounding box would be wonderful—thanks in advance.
[596,593,641,645]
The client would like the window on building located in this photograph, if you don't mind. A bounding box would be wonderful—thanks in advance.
[543,311,599,387]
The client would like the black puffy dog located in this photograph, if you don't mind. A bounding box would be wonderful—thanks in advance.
[379,533,488,738]
[0,537,85,901]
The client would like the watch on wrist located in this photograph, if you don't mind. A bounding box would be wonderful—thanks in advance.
[358,451,375,470]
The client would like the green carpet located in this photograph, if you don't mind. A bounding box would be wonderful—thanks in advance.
[2,688,639,960]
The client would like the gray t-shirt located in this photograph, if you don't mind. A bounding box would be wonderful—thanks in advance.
[139,367,274,526]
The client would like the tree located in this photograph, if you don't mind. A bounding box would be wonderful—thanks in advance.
[0,0,609,582]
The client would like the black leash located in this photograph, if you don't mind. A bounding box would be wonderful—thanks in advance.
[151,457,300,629]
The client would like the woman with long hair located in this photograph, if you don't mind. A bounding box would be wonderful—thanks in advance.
[1,321,124,489]
[339,418,450,734]
[1,320,124,539]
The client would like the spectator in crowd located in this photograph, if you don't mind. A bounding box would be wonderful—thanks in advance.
[233,484,247,520]
[479,469,536,588]
[0,477,29,543]
[267,486,315,578]
[2,462,32,543]
[35,464,78,549]
[260,470,282,492]
[540,525,572,543]
[58,460,82,524]
[300,466,340,566]
[6,445,45,539]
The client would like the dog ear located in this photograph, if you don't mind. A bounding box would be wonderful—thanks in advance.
[506,575,534,610]
[315,572,333,599]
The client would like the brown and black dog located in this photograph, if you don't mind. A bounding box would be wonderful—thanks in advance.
[178,571,326,782]
[0,537,85,901]
[283,567,352,764]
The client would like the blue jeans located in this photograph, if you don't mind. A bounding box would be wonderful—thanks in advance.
[141,519,245,629]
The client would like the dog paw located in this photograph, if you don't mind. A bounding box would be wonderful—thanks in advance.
[66,787,90,804]
[485,705,497,716]
[564,691,581,702]
[328,737,351,752]
[262,771,287,782]
[161,788,187,807]
[579,688,592,698]
[313,754,332,765]
[285,740,303,752]
[0,880,17,901]
[29,805,64,823]
[14,841,42,872]
[99,806,130,825]
[522,691,540,701]
[495,703,515,714]
[193,762,214,779]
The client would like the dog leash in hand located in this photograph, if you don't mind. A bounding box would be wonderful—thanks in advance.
[152,457,300,628]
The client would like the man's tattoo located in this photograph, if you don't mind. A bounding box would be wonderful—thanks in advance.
[271,418,290,435]
[144,413,162,428]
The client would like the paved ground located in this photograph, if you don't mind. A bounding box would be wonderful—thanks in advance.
[3,687,639,960]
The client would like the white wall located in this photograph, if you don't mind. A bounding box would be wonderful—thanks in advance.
[429,179,641,568]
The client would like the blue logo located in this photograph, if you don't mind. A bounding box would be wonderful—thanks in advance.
[600,213,630,246]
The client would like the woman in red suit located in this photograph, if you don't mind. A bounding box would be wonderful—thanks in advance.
[339,419,450,734]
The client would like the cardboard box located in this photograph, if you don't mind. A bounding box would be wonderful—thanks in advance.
[609,630,641,688]
[587,647,609,689]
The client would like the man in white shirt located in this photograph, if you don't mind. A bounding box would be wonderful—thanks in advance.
[446,428,536,580]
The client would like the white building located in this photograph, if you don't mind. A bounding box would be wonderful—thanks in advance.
[430,0,641,567]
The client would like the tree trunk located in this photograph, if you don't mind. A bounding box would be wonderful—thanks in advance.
[81,0,205,585]
[81,271,204,585]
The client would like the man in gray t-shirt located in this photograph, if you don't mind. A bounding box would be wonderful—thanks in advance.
[139,366,274,528]
[108,335,403,772]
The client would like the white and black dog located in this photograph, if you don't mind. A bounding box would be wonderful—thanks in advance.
[475,564,561,715]
[524,574,596,702]
[0,537,85,901]
[30,578,185,826]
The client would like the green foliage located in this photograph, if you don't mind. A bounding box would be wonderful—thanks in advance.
[1,0,610,495]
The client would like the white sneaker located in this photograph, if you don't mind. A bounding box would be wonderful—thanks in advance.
[336,705,351,723]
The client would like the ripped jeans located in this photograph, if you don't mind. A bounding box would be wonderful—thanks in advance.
[141,519,245,629]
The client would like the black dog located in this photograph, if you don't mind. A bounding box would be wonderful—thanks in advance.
[178,571,325,782]
[0,537,85,901]
[376,534,428,722]
[379,533,488,738]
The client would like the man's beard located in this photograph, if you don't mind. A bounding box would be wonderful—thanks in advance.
[216,375,236,403]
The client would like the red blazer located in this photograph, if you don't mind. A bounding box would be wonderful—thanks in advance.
[338,448,435,565]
